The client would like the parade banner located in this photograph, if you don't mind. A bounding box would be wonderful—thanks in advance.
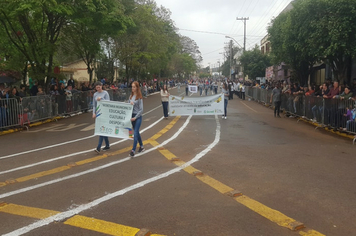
[188,85,198,93]
[168,94,224,116]
[94,100,133,139]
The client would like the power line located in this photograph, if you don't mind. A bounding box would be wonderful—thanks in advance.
[246,0,280,36]
[202,48,225,55]
[232,0,255,36]
[177,28,263,37]
[248,0,292,47]
[249,0,291,37]
[229,0,248,34]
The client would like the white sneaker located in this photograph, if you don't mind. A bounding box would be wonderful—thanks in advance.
[224,116,227,120]
[222,116,225,119]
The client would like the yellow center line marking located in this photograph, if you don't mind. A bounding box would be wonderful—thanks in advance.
[153,142,325,236]
[0,203,166,236]
[0,116,181,188]
[0,203,60,219]
[241,101,258,113]
[64,215,141,235]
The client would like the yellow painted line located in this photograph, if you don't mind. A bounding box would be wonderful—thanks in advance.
[155,143,324,235]
[195,175,234,194]
[64,215,141,236]
[241,101,258,113]
[235,195,297,230]
[157,149,176,159]
[299,230,326,236]
[0,203,166,235]
[0,117,181,188]
[15,166,71,183]
[0,203,60,219]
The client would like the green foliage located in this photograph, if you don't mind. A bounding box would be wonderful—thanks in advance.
[239,46,271,81]
[114,2,199,82]
[268,0,356,83]
[0,0,201,85]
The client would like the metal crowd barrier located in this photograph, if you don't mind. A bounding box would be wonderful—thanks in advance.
[245,87,356,135]
[0,98,21,129]
[0,88,160,131]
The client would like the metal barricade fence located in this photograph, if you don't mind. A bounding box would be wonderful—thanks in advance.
[266,90,273,106]
[21,96,52,124]
[245,86,356,135]
[0,98,21,129]
[260,89,268,104]
[323,98,356,132]
[305,96,324,124]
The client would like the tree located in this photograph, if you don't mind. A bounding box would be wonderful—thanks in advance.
[114,2,183,82]
[239,46,271,81]
[310,0,356,83]
[179,36,202,65]
[268,9,318,85]
[61,0,132,83]
[268,0,356,84]
[0,29,28,84]
[169,53,197,79]
[0,0,74,83]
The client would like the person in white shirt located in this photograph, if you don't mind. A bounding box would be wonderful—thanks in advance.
[92,82,110,153]
[160,84,170,119]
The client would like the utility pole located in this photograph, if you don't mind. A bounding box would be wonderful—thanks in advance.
[236,17,249,51]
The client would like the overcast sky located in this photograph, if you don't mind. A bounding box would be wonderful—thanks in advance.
[154,0,293,68]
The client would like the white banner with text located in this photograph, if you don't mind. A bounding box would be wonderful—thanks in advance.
[168,94,224,116]
[94,100,133,139]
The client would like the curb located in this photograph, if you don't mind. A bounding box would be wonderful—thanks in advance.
[0,116,65,137]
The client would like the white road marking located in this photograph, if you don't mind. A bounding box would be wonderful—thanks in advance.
[0,104,163,160]
[0,117,164,176]
[46,123,88,132]
[143,116,157,122]
[0,135,95,161]
[80,123,95,131]
[26,124,64,133]
[0,116,191,199]
[4,115,220,236]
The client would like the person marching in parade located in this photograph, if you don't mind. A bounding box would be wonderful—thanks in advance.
[93,82,110,153]
[129,81,145,157]
[160,84,170,119]
[222,82,229,119]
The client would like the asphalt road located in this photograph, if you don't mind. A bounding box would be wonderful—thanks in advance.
[0,87,355,236]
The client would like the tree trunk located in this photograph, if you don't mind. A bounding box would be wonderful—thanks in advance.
[126,60,130,85]
[46,53,54,91]
[22,62,28,85]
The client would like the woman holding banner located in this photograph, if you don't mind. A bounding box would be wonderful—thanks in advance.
[160,84,170,119]
[93,82,110,153]
[222,82,229,119]
[129,81,145,157]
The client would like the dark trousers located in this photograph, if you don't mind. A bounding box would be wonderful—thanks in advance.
[186,87,188,96]
[162,101,169,118]
[224,99,228,117]
[274,101,281,116]
[97,136,109,151]
[241,92,245,100]
[132,115,143,152]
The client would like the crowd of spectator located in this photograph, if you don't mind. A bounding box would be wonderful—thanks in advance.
[249,79,356,132]
[0,76,183,130]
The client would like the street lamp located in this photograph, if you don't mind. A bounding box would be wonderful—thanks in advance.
[225,36,242,48]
